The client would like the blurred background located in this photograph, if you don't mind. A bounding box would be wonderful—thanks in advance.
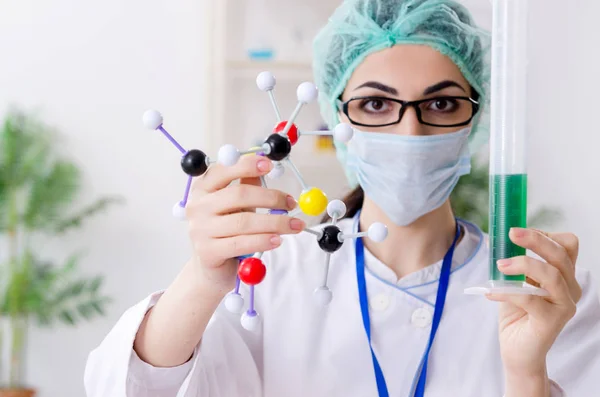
[0,0,598,395]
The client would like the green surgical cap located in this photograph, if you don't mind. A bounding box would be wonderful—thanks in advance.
[312,0,491,187]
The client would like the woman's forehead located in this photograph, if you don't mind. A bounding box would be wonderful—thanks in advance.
[345,45,469,94]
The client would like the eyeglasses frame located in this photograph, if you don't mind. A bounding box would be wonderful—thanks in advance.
[336,95,480,128]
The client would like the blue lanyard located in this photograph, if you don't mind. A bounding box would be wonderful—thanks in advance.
[355,217,460,397]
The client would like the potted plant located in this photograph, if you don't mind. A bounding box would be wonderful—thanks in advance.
[0,108,122,396]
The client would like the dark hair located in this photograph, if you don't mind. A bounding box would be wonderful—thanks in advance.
[322,86,481,224]
[321,185,365,223]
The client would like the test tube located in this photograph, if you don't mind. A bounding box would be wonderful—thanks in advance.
[465,0,547,296]
[489,0,528,286]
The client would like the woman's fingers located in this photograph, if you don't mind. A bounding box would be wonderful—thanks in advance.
[489,254,577,323]
[193,212,305,239]
[205,184,297,215]
[197,233,283,264]
[196,155,273,193]
[539,231,580,267]
[509,228,572,271]
[488,230,580,325]
[509,228,581,302]
[212,212,305,238]
[497,255,572,304]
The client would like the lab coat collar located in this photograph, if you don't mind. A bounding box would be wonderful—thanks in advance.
[360,219,483,289]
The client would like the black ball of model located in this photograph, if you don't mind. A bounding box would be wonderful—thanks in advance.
[318,225,344,253]
[181,149,208,176]
[264,133,291,161]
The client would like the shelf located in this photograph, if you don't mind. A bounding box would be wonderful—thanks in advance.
[227,58,312,68]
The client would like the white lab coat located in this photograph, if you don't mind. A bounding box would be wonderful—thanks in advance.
[84,218,600,396]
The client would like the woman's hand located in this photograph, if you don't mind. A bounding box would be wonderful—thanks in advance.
[134,154,305,368]
[486,228,582,397]
[185,154,305,297]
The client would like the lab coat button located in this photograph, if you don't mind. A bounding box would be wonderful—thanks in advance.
[411,308,433,328]
[370,294,390,311]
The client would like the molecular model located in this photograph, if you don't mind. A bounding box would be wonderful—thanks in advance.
[142,71,387,331]
[305,199,388,306]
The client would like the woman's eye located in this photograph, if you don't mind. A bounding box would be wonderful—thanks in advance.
[427,98,458,112]
[361,99,389,112]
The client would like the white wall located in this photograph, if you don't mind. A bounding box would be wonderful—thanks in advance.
[0,1,598,396]
[523,0,600,284]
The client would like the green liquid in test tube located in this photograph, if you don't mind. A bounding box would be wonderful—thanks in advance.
[489,174,527,282]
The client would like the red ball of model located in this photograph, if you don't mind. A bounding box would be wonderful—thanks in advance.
[273,120,299,145]
[238,257,267,285]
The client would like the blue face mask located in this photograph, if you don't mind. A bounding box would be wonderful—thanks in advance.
[345,127,472,226]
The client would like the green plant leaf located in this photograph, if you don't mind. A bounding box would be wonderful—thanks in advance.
[0,109,55,188]
[52,280,84,307]
[58,310,75,325]
[26,253,113,327]
[0,175,7,232]
[70,280,88,297]
[75,296,111,320]
[35,307,53,326]
[91,300,106,316]
[22,161,81,231]
[61,252,81,275]
[76,302,94,320]
[53,196,125,234]
[88,275,104,294]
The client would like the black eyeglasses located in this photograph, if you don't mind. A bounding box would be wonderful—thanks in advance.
[337,95,480,128]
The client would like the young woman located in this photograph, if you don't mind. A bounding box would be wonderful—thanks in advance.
[85,1,600,396]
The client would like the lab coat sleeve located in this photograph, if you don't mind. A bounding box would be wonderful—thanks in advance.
[549,380,566,397]
[546,267,600,396]
[84,290,264,397]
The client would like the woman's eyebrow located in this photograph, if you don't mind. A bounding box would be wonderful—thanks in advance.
[353,81,398,96]
[423,80,466,95]
[353,80,466,96]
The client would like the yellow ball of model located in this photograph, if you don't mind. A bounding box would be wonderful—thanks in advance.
[298,188,328,216]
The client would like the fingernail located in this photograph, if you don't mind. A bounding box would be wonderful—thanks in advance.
[510,228,526,238]
[257,160,271,172]
[270,235,282,247]
[290,218,305,231]
[497,259,512,268]
[286,195,297,209]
